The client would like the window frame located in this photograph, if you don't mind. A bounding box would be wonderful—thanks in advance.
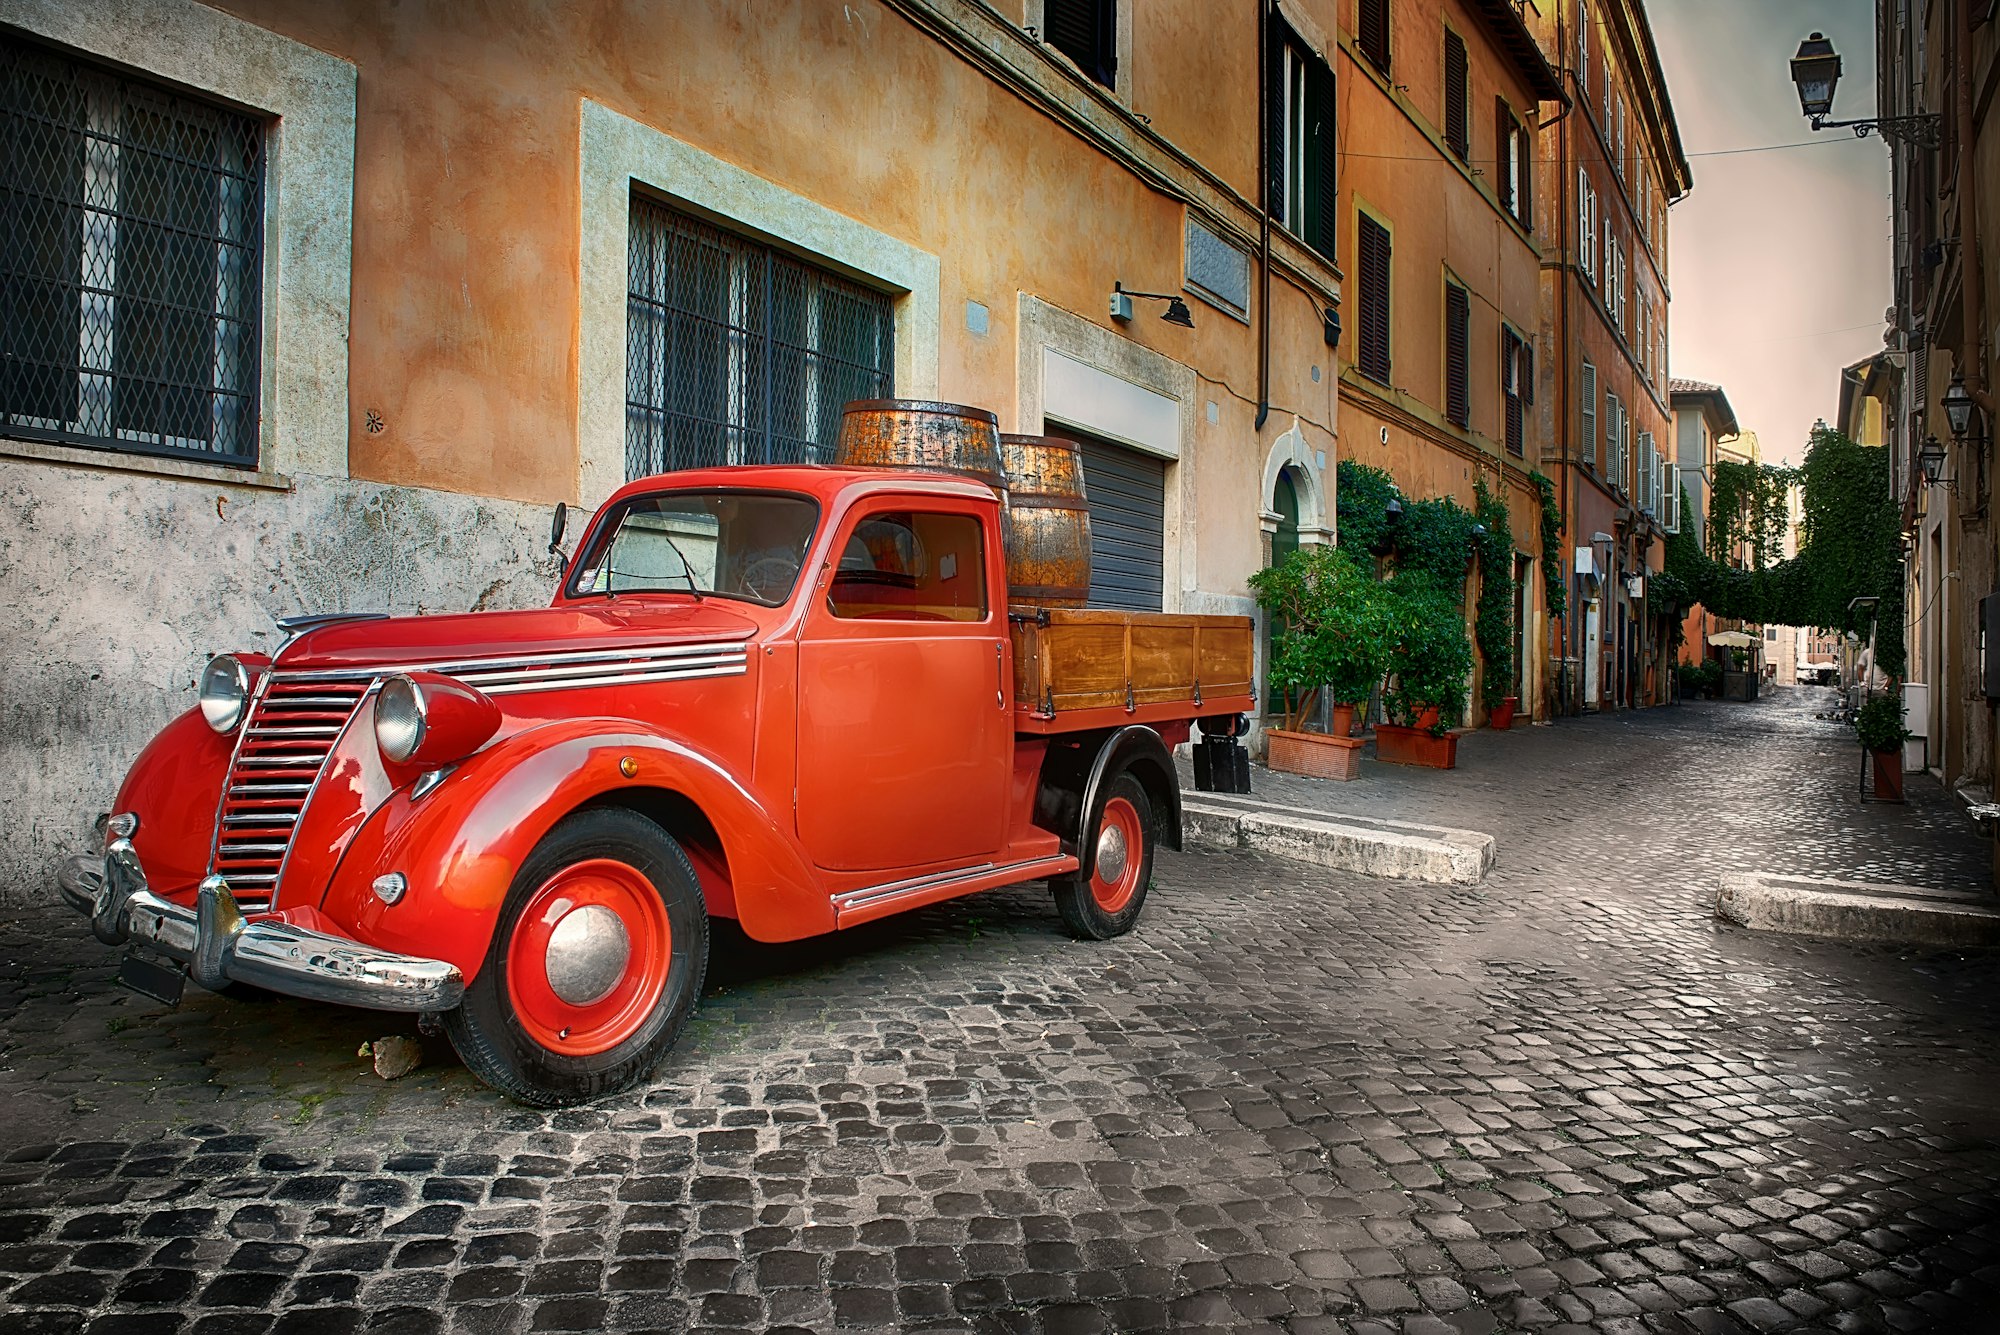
[1040,0,1119,91]
[1269,18,1337,262]
[822,504,993,625]
[1581,359,1598,468]
[1358,0,1392,74]
[1442,26,1470,162]
[1,31,269,470]
[1443,275,1471,428]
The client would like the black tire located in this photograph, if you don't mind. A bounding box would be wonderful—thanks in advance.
[1051,772,1156,940]
[445,807,708,1107]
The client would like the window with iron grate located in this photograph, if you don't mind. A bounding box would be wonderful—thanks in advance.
[1,34,265,467]
[625,193,895,480]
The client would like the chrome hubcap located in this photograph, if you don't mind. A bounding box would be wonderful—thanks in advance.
[1096,821,1129,883]
[543,904,631,1006]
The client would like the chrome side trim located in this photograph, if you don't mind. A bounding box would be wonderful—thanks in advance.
[480,662,747,696]
[453,650,746,687]
[272,637,754,683]
[832,855,1075,915]
[57,841,464,1012]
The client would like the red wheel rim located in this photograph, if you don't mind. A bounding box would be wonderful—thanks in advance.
[1090,795,1144,913]
[506,858,671,1057]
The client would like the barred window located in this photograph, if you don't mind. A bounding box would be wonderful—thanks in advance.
[1,35,265,466]
[625,194,895,480]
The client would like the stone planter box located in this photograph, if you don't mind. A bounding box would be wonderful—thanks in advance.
[1266,728,1365,781]
[1721,670,1760,702]
[1374,724,1458,769]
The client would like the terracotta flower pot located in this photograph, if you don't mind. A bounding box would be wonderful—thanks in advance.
[1374,723,1458,769]
[1870,747,1905,802]
[1266,728,1366,781]
[1329,703,1358,737]
[1489,696,1518,730]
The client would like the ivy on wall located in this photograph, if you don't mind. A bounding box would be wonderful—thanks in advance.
[1662,426,1905,677]
[1530,470,1566,619]
[1332,460,1527,711]
[1707,457,1797,568]
[1473,478,1516,709]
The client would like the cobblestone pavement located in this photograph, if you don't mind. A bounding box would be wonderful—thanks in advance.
[3,688,1997,1334]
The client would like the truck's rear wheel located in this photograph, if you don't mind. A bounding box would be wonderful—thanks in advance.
[1051,772,1155,940]
[445,808,707,1106]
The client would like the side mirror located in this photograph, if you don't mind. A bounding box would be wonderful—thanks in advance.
[548,501,568,556]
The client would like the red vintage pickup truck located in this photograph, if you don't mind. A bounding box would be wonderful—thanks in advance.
[60,464,1253,1104]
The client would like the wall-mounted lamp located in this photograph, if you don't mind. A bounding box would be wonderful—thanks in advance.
[1918,435,1954,492]
[1368,496,1403,558]
[1111,281,1195,328]
[1943,370,1983,445]
[1323,307,1342,348]
[1789,31,1940,147]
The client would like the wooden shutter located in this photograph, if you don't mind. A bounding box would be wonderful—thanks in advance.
[1580,361,1597,467]
[1495,98,1515,212]
[1444,30,1469,160]
[1501,326,1524,456]
[1358,0,1390,73]
[1265,16,1286,220]
[1306,53,1337,259]
[1517,118,1534,229]
[1046,0,1116,88]
[1358,214,1393,384]
[1445,281,1470,427]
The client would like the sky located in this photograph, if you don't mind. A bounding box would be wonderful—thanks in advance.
[1652,0,1892,465]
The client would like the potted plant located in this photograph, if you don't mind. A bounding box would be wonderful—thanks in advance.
[1376,576,1473,769]
[1249,547,1385,781]
[1855,693,1911,802]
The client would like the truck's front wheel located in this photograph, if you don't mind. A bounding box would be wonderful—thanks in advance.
[446,808,708,1106]
[1051,772,1155,939]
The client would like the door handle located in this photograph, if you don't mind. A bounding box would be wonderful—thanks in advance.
[996,642,1006,709]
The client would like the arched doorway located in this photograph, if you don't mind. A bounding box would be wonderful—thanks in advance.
[1264,467,1305,726]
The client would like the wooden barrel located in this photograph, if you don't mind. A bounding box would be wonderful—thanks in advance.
[999,433,1092,609]
[833,399,1005,493]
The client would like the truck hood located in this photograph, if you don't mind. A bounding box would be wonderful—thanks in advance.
[273,600,760,673]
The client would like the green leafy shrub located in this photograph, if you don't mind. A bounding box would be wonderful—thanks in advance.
[1248,545,1390,730]
[1677,660,1721,698]
[1335,460,1400,560]
[1530,470,1566,619]
[1854,694,1911,753]
[1381,575,1473,735]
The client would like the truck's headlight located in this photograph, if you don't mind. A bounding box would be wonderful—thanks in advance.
[198,655,252,734]
[375,675,428,764]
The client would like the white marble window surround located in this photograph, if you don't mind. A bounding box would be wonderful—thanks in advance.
[576,100,941,508]
[0,0,356,487]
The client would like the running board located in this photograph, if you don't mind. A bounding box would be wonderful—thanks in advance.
[832,854,1079,928]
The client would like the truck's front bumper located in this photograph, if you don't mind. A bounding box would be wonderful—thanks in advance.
[57,840,465,1013]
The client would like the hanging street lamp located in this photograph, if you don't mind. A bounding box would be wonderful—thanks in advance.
[1789,31,1940,148]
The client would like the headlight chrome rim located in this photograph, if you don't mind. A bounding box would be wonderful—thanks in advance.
[375,675,429,764]
[198,655,252,734]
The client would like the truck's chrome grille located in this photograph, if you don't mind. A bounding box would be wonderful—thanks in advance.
[212,677,369,907]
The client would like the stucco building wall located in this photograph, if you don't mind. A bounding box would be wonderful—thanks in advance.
[0,0,1342,901]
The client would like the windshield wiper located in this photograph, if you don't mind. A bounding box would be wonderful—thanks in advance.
[658,532,704,599]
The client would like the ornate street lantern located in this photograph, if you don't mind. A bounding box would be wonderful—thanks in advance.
[1943,371,1976,442]
[1789,32,1841,121]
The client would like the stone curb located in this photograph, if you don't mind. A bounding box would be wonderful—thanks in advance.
[1716,872,2000,949]
[1181,794,1494,885]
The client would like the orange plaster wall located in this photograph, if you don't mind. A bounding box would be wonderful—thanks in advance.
[211,0,1328,565]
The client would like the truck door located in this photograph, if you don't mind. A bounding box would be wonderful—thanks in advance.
[796,502,1010,872]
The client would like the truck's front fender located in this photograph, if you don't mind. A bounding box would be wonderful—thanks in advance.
[319,718,829,980]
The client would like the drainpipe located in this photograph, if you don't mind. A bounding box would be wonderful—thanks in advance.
[1953,1,1994,420]
[1554,0,1576,714]
[1255,0,1273,432]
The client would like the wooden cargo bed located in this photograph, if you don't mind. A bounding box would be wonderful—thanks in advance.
[1009,608,1255,734]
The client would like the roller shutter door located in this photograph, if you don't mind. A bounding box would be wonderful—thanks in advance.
[1075,433,1166,611]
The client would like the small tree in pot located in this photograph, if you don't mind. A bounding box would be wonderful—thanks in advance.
[1855,693,1911,802]
[1377,576,1474,767]
[1249,546,1386,779]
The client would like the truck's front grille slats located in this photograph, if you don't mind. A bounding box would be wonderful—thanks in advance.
[212,677,369,909]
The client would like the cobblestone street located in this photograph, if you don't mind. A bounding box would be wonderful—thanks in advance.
[3,688,1997,1334]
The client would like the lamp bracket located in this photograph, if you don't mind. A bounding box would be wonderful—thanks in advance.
[1808,111,1942,149]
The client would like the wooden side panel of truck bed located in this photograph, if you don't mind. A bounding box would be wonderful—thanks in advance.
[1009,609,1256,731]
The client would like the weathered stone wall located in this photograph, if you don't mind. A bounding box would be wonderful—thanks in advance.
[0,459,563,904]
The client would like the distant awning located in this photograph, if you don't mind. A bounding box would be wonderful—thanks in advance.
[1708,630,1760,648]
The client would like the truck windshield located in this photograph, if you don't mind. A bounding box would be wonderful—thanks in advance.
[570,491,819,606]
